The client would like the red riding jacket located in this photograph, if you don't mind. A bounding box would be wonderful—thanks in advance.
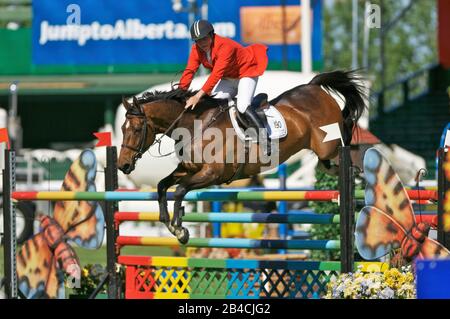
[179,34,268,95]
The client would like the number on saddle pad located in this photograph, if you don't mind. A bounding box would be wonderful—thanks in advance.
[229,103,288,142]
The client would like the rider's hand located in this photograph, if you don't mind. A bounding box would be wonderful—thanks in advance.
[185,90,205,110]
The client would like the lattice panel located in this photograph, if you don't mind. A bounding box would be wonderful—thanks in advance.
[132,267,191,295]
[227,269,262,298]
[126,265,339,299]
[189,269,229,298]
[260,269,339,298]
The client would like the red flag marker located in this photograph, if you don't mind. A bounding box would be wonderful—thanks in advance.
[0,128,10,149]
[94,132,112,147]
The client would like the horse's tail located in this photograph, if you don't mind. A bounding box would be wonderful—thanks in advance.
[309,70,366,145]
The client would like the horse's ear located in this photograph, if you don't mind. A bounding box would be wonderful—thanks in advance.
[133,96,145,114]
[122,97,132,111]
[133,96,140,108]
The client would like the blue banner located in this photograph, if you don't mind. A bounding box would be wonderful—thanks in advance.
[32,0,322,67]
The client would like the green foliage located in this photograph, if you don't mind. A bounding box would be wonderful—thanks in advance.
[310,170,340,261]
[0,3,32,28]
[69,264,106,296]
[323,0,437,92]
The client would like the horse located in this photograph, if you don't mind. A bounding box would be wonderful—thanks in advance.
[118,70,366,244]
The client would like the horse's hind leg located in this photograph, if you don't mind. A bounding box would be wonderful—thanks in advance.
[317,159,340,176]
[310,126,341,175]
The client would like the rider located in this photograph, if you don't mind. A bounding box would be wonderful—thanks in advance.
[180,19,271,156]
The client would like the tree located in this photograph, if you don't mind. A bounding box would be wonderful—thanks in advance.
[322,0,437,92]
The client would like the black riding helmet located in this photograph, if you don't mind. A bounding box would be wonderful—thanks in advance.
[190,20,214,41]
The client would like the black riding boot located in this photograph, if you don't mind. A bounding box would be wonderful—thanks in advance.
[244,107,271,156]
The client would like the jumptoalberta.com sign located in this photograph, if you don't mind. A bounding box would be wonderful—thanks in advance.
[38,19,236,46]
[32,0,237,65]
[32,0,322,66]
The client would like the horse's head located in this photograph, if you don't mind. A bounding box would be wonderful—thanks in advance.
[118,97,156,174]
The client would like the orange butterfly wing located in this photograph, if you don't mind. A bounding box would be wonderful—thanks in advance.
[53,149,105,249]
[363,147,415,232]
[443,151,450,232]
[16,150,103,299]
[419,237,450,259]
[16,233,64,299]
[355,206,407,260]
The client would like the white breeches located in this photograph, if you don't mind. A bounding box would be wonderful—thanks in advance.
[212,77,259,113]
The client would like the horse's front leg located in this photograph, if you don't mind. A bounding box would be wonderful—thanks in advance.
[157,173,177,224]
[168,184,190,244]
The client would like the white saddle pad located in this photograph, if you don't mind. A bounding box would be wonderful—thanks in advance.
[229,105,287,143]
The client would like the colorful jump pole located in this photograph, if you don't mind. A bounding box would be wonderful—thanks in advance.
[11,188,436,202]
[116,236,341,250]
[114,211,436,226]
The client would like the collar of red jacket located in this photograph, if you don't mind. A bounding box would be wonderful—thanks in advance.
[195,34,221,59]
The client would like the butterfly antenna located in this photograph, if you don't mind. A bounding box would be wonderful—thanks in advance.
[414,168,428,224]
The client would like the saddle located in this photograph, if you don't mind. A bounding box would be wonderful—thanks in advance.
[229,93,287,143]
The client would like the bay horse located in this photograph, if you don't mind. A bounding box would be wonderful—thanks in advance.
[118,70,366,243]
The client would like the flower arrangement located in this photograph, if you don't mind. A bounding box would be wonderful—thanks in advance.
[71,264,106,296]
[325,265,416,299]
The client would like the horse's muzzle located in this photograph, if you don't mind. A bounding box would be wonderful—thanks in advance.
[118,163,134,175]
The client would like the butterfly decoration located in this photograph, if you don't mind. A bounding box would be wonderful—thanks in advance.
[443,149,450,232]
[16,149,105,299]
[355,147,450,262]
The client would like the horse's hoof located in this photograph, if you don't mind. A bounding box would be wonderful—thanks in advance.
[176,228,189,244]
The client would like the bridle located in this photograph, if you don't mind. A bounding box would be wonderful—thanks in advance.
[121,100,187,163]
[121,105,153,164]
[121,97,229,163]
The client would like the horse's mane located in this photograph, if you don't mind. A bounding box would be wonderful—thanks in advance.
[133,88,227,115]
[139,87,196,103]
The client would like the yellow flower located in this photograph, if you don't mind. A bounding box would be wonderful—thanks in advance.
[405,273,414,282]
[389,268,401,277]
[82,268,89,277]
[343,287,354,298]
[385,278,395,288]
[326,266,416,299]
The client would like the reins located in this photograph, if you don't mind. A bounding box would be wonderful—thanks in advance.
[168,102,231,156]
[129,98,231,158]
